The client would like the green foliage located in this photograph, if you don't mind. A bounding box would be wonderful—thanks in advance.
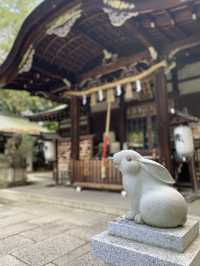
[0,89,56,114]
[0,0,43,61]
[43,121,59,131]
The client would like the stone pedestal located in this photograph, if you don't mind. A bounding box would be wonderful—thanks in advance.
[0,159,27,187]
[91,217,200,266]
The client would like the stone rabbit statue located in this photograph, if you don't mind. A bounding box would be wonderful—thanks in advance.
[113,150,188,228]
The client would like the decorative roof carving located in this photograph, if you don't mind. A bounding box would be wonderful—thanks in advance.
[103,0,138,27]
[46,4,82,38]
[102,49,118,65]
[18,45,35,74]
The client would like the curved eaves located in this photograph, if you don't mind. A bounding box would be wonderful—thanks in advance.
[0,0,76,85]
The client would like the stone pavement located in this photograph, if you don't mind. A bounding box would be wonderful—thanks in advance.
[0,195,113,265]
[0,172,199,266]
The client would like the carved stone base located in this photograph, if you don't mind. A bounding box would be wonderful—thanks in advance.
[91,217,200,266]
[108,217,199,253]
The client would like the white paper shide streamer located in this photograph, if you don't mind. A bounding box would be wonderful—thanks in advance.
[82,95,87,106]
[98,90,104,102]
[136,80,142,92]
[116,84,122,96]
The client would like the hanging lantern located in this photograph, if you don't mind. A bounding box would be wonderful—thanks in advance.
[107,89,115,103]
[136,80,142,92]
[98,90,104,102]
[90,93,97,106]
[174,126,194,160]
[125,83,134,100]
[116,84,122,97]
[82,95,87,106]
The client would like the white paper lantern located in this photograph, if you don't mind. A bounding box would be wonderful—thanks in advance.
[44,141,56,162]
[174,126,194,159]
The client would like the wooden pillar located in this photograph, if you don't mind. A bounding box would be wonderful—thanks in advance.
[70,96,80,161]
[86,102,92,135]
[171,68,179,109]
[146,115,153,149]
[70,96,80,184]
[155,68,171,171]
[119,93,127,149]
[55,138,59,185]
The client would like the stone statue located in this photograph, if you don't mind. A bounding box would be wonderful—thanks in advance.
[113,150,188,228]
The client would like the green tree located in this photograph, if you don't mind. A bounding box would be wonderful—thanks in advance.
[0,89,55,114]
[0,0,43,62]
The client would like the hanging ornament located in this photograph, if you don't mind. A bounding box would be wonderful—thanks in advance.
[90,94,97,107]
[98,90,104,102]
[82,95,87,106]
[107,89,115,103]
[116,84,122,97]
[124,83,134,100]
[136,80,142,92]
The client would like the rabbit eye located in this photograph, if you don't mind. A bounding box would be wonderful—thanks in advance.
[126,156,132,162]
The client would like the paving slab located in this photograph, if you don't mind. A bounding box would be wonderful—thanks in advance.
[28,215,60,225]
[0,213,36,228]
[0,222,38,240]
[51,243,106,266]
[61,209,113,227]
[0,235,34,256]
[0,208,24,219]
[68,226,105,242]
[69,253,107,266]
[0,255,28,266]
[51,243,90,265]
[20,221,72,242]
[12,232,86,266]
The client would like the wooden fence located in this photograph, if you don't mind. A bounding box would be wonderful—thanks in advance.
[71,159,122,191]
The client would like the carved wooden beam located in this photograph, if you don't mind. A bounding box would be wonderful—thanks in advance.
[133,0,194,14]
[163,34,200,59]
[124,22,158,60]
[165,9,191,38]
[80,51,151,82]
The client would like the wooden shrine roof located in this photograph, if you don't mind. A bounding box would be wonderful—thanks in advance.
[0,113,49,136]
[1,0,200,100]
[26,104,68,122]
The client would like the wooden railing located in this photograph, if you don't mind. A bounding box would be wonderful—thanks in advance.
[71,159,122,191]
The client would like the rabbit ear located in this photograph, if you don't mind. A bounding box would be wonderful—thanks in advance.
[140,158,175,184]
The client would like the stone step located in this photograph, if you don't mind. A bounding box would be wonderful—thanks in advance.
[91,230,200,266]
[108,217,199,253]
